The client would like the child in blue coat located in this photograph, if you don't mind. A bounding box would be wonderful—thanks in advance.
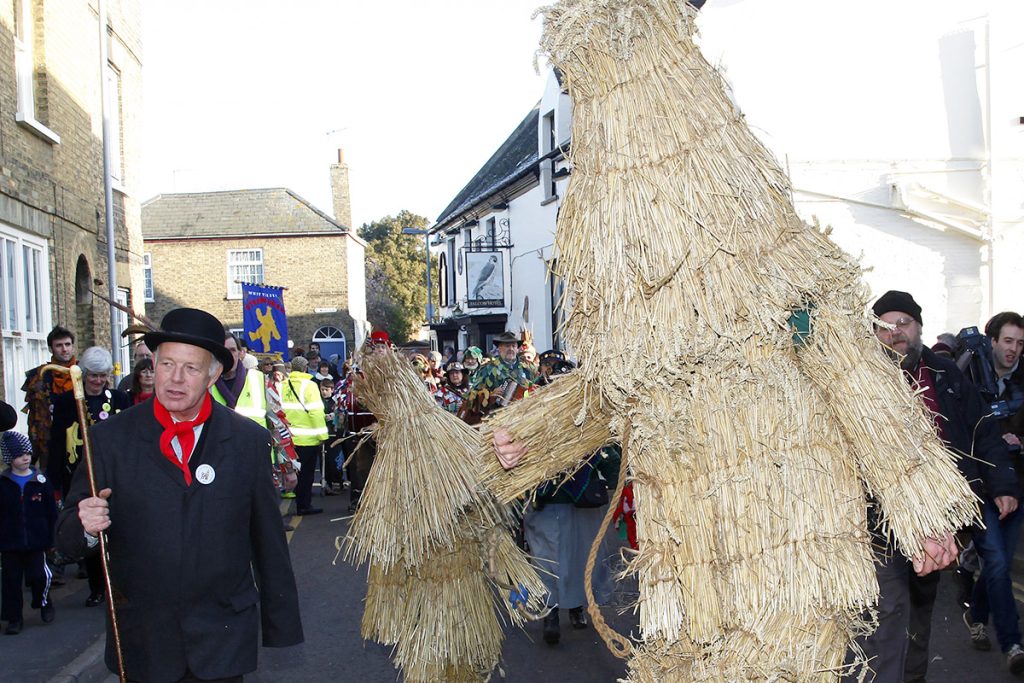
[0,430,57,634]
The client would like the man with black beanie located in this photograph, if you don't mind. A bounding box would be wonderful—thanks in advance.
[860,290,1022,681]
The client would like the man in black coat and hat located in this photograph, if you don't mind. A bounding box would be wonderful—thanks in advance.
[56,308,303,683]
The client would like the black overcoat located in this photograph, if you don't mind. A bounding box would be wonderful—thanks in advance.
[56,399,303,682]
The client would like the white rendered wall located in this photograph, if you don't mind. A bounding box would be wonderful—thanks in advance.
[697,0,1024,336]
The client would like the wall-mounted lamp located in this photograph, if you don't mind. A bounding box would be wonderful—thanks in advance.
[491,201,509,211]
[463,219,479,228]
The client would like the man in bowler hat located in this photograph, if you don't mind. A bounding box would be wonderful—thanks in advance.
[56,308,303,683]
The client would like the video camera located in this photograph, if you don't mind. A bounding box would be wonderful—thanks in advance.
[955,326,1024,453]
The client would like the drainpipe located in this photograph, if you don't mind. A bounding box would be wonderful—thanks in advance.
[98,0,119,360]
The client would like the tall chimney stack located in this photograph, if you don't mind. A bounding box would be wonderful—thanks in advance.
[330,148,352,228]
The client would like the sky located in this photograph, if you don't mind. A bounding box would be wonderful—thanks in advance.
[140,1,550,229]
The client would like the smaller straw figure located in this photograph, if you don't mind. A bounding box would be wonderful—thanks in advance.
[340,346,546,682]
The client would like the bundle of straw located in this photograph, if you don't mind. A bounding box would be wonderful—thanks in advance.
[342,348,547,681]
[343,349,503,570]
[478,371,614,503]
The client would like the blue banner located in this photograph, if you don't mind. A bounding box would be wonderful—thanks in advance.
[242,284,289,359]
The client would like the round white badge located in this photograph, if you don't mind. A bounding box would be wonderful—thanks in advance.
[37,474,46,484]
[195,464,216,485]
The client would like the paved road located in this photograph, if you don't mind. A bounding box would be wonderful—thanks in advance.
[3,486,1020,682]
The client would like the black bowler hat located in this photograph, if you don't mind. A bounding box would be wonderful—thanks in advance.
[144,308,235,371]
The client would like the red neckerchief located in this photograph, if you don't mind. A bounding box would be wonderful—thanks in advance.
[152,394,212,485]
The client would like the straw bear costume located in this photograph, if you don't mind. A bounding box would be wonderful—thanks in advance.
[473,1,979,680]
[347,1,980,681]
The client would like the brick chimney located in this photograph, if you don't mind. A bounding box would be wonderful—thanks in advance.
[329,148,352,228]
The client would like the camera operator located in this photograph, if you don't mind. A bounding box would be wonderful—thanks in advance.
[957,311,1024,671]
[985,312,1024,446]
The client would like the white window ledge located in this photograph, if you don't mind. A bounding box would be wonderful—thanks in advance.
[15,113,61,144]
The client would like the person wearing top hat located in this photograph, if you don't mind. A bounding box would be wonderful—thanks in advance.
[459,330,538,424]
[55,307,303,683]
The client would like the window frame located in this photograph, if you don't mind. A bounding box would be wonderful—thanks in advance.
[0,222,52,431]
[12,0,60,144]
[226,248,264,300]
[143,252,154,302]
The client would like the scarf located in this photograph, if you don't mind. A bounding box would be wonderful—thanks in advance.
[213,367,247,409]
[153,393,212,485]
[49,356,77,394]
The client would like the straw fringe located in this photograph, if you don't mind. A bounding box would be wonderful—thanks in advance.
[343,350,504,570]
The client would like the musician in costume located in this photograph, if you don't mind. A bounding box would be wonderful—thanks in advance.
[459,331,538,424]
[21,325,77,472]
[435,362,468,414]
[56,308,302,683]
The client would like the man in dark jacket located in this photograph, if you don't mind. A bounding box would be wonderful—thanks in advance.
[865,291,1020,682]
[56,308,303,683]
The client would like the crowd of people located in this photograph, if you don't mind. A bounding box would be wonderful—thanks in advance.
[1,292,1024,681]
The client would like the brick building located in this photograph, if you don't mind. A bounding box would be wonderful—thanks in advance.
[0,0,145,426]
[142,180,368,361]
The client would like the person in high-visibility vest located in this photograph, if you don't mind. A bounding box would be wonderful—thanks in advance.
[209,333,267,425]
[277,356,328,515]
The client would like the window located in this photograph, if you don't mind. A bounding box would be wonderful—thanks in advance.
[13,0,59,143]
[143,253,153,301]
[0,224,52,430]
[227,249,263,299]
[487,218,497,248]
[113,288,130,380]
[540,110,557,203]
[106,64,124,184]
[446,238,457,303]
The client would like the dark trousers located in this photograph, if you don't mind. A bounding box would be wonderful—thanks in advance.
[348,437,376,506]
[131,674,242,683]
[324,438,344,486]
[971,501,1024,652]
[1,549,51,622]
[294,445,320,511]
[86,552,104,595]
[848,548,938,682]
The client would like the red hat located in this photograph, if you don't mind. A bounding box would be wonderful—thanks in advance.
[370,330,390,345]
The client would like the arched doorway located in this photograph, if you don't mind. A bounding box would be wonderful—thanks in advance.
[75,255,95,347]
[312,326,346,365]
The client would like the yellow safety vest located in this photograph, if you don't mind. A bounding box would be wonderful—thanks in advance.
[210,369,267,426]
[278,371,328,446]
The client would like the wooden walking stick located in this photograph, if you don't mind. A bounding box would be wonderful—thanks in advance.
[42,363,127,683]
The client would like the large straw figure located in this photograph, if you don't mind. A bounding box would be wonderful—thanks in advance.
[476,0,978,680]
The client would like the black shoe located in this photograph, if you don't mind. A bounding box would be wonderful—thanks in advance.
[296,507,323,516]
[40,603,55,623]
[569,606,589,630]
[85,592,104,607]
[543,610,560,645]
[5,619,22,635]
